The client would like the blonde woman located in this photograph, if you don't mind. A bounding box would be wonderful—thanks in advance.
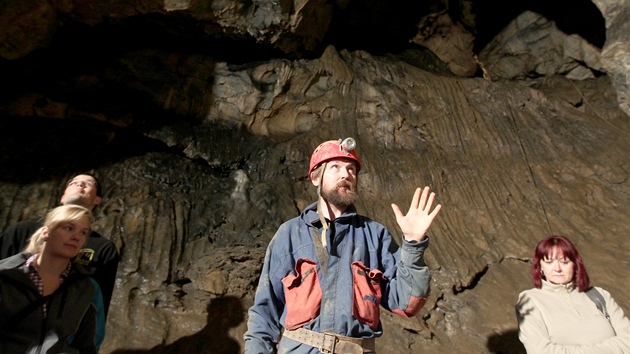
[0,205,105,354]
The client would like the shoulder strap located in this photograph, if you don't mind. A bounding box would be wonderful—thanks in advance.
[310,228,329,276]
[585,287,610,321]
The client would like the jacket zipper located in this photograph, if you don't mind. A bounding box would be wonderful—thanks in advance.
[36,302,48,354]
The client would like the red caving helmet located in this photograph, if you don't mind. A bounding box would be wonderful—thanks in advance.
[308,138,361,178]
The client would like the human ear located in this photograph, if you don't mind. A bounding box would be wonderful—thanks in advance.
[311,171,321,187]
[41,227,50,241]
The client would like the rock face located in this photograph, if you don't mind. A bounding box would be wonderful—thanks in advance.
[592,0,630,117]
[478,11,603,80]
[0,1,628,353]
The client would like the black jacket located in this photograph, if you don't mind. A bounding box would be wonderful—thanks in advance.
[0,254,103,354]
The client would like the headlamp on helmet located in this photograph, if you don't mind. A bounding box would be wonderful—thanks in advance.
[308,137,361,178]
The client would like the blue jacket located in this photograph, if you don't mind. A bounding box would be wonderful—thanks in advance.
[244,202,431,353]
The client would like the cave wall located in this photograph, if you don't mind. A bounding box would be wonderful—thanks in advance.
[0,1,628,353]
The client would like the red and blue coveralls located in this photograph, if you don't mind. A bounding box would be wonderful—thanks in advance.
[244,202,431,353]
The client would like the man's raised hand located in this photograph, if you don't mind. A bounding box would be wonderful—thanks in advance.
[391,186,442,242]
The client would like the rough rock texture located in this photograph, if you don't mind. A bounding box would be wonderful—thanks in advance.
[0,0,332,59]
[478,11,603,80]
[0,0,628,353]
[411,10,478,77]
[592,0,630,117]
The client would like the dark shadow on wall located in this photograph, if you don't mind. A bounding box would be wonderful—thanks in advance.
[487,328,526,354]
[112,296,244,354]
[488,299,527,354]
[0,116,170,185]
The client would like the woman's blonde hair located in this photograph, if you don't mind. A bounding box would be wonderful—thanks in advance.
[23,204,93,253]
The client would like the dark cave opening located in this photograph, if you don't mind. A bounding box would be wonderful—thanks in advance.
[325,0,606,57]
[472,0,606,52]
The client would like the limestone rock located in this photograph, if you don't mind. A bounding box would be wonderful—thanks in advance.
[592,0,630,117]
[478,11,603,80]
[411,11,479,77]
[0,1,629,353]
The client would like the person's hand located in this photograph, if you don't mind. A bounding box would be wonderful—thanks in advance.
[391,186,442,242]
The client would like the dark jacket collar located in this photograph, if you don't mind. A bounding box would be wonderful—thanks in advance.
[301,201,358,227]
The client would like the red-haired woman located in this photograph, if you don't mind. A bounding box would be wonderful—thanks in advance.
[516,235,630,353]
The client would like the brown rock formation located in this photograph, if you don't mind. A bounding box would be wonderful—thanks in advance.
[0,0,628,353]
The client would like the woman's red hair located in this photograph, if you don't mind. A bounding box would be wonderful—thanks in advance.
[531,235,590,292]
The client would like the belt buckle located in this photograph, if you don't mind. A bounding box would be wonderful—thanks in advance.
[320,331,337,354]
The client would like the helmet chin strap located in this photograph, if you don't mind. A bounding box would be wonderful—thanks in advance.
[316,162,330,248]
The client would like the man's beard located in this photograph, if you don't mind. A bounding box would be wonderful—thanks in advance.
[321,180,358,210]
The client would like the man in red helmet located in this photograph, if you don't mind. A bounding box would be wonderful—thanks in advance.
[244,138,441,354]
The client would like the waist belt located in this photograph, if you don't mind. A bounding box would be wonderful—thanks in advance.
[282,327,375,354]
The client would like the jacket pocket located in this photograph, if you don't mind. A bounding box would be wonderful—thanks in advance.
[351,261,384,329]
[282,258,322,330]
